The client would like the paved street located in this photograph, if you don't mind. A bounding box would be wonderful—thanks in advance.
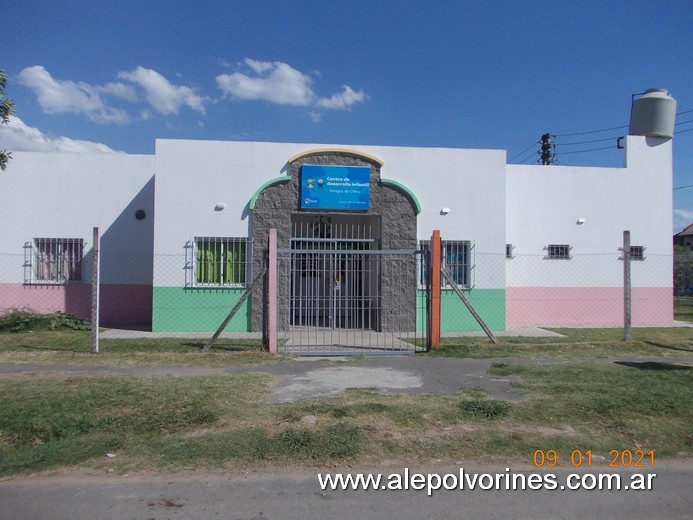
[1,461,691,519]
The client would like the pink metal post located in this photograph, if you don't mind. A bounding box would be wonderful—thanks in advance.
[268,228,278,353]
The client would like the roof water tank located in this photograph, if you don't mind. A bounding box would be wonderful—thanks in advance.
[629,88,677,138]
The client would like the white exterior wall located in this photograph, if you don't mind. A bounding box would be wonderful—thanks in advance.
[0,152,155,285]
[153,139,506,289]
[506,135,673,289]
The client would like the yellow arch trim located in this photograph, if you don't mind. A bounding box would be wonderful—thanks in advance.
[287,148,384,168]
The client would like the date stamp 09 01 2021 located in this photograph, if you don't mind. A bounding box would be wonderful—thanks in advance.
[533,449,655,468]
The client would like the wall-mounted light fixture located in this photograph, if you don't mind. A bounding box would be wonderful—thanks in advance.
[440,207,451,215]
[214,203,226,211]
[576,218,586,225]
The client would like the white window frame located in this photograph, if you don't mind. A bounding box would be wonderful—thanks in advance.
[187,237,250,288]
[24,238,84,284]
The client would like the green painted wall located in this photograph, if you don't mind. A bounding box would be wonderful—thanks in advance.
[152,287,251,332]
[152,286,503,333]
[416,289,506,332]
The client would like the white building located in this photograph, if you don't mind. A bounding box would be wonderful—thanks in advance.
[0,89,677,334]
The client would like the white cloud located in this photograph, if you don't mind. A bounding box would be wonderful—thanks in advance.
[316,85,368,110]
[216,59,367,111]
[674,208,693,233]
[17,65,209,124]
[17,66,131,125]
[217,59,315,106]
[118,66,208,116]
[0,116,117,153]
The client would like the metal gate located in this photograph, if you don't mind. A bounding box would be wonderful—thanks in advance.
[277,242,429,355]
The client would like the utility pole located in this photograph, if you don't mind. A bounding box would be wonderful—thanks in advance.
[540,133,555,165]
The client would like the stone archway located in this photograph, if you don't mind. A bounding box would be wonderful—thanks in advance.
[250,149,420,333]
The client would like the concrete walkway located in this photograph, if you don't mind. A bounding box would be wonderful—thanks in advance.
[98,325,568,340]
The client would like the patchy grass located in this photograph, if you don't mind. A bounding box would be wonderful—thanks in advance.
[427,327,693,359]
[2,326,691,368]
[1,359,691,476]
[0,331,284,367]
[676,297,693,322]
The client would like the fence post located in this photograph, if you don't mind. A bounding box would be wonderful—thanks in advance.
[431,230,442,347]
[623,230,632,340]
[91,226,100,354]
[267,228,277,353]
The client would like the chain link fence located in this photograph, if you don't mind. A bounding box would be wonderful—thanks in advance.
[1,246,690,341]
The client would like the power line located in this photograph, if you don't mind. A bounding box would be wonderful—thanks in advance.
[554,135,620,146]
[510,106,692,163]
[555,125,628,138]
[508,141,539,162]
[674,184,693,191]
[554,145,617,155]
[515,153,536,164]
[553,107,691,138]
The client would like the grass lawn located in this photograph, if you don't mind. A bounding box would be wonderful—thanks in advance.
[0,330,283,367]
[427,327,693,360]
[0,311,691,477]
[1,359,690,476]
[675,296,693,322]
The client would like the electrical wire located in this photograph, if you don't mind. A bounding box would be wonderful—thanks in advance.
[553,135,620,146]
[508,141,539,163]
[519,152,538,164]
[553,107,691,138]
[555,125,628,137]
[674,183,693,190]
[554,145,617,155]
[508,107,691,163]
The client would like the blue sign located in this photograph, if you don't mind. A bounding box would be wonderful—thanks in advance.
[300,165,370,210]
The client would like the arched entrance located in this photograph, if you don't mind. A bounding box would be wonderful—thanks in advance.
[250,149,424,353]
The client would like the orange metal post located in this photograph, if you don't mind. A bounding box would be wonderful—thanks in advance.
[431,230,442,347]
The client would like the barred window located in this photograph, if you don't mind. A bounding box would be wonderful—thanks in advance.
[418,239,473,289]
[546,244,571,260]
[24,238,84,284]
[621,245,646,261]
[418,240,431,287]
[630,246,645,261]
[194,237,249,287]
[444,240,472,288]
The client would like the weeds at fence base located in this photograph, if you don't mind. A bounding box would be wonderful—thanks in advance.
[0,310,90,333]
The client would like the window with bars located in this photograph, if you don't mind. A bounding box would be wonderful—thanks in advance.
[418,239,473,289]
[546,244,571,260]
[193,237,249,287]
[630,246,645,261]
[24,238,84,284]
[621,245,646,261]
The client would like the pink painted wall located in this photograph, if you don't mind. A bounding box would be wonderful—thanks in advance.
[0,283,152,327]
[507,287,673,326]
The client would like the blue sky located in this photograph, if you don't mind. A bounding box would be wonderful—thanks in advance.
[3,0,693,231]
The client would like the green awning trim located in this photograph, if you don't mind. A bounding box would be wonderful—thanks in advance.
[380,179,421,215]
[249,176,292,210]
